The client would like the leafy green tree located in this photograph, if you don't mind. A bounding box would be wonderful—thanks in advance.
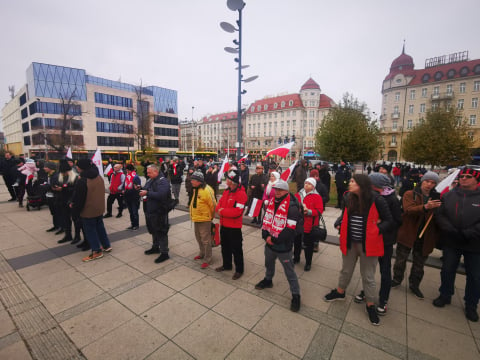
[315,93,381,162]
[402,109,472,167]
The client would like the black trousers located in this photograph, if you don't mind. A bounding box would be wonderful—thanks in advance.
[106,193,124,215]
[220,226,244,273]
[3,175,16,199]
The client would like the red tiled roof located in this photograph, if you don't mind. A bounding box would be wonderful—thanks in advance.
[319,94,335,108]
[246,94,303,114]
[201,111,238,123]
[408,59,480,86]
[301,77,320,90]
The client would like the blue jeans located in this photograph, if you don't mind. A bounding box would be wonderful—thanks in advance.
[82,216,111,252]
[440,247,480,308]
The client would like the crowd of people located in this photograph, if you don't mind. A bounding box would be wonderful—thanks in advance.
[1,151,479,325]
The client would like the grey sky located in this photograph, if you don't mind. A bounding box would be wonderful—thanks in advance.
[1,0,478,129]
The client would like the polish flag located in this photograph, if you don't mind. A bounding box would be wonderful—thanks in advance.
[266,141,295,159]
[91,149,104,176]
[217,155,230,183]
[66,147,72,159]
[280,160,298,181]
[248,198,263,218]
[104,163,113,177]
[436,168,460,195]
[238,154,249,162]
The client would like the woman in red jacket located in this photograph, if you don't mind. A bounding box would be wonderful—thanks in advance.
[324,174,393,326]
[294,178,323,271]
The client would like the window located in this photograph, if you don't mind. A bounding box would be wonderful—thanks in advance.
[420,103,426,113]
[470,115,477,126]
[23,136,31,146]
[281,101,285,108]
[407,120,413,129]
[281,121,284,127]
[432,103,438,111]
[274,103,278,109]
[309,110,315,117]
[19,93,27,106]
[289,100,293,106]
[154,115,178,125]
[310,101,316,106]
[475,81,480,91]
[94,92,132,108]
[22,122,30,132]
[446,84,453,94]
[21,108,28,119]
[292,120,296,127]
[391,135,396,144]
[410,90,416,100]
[264,104,268,110]
[250,106,255,112]
[97,136,134,147]
[395,92,400,101]
[286,120,290,128]
[257,105,261,111]
[95,107,132,121]
[408,105,414,114]
[433,86,440,95]
[154,139,178,148]
[154,127,178,137]
[421,88,427,97]
[472,98,478,109]
[393,106,399,114]
[457,99,464,109]
[392,121,397,130]
[468,131,474,141]
[459,82,466,93]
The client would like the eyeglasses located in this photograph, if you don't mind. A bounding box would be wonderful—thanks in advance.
[459,174,474,179]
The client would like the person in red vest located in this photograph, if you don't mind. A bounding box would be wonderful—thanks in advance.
[324,174,394,326]
[104,164,125,218]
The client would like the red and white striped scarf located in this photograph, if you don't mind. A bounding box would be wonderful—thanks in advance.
[125,171,136,190]
[262,195,293,238]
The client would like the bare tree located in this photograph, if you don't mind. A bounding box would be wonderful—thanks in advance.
[133,83,154,153]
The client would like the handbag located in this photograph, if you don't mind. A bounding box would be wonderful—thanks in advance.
[310,215,327,242]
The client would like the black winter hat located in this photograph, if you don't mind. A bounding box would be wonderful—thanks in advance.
[77,159,93,170]
[59,159,72,173]
[226,169,240,183]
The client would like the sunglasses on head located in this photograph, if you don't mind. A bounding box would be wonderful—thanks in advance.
[459,174,474,179]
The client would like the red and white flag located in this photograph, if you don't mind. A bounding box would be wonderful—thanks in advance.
[217,155,230,183]
[281,160,298,181]
[436,168,460,195]
[238,154,248,162]
[248,198,263,218]
[66,147,72,159]
[104,163,113,177]
[266,141,295,158]
[91,149,104,176]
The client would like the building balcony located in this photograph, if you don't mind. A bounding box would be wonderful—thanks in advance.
[431,92,454,101]
[391,112,400,119]
[389,142,397,147]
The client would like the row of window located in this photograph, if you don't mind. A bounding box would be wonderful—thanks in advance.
[154,127,178,137]
[95,107,133,121]
[29,101,82,116]
[154,115,178,126]
[390,81,480,102]
[390,114,478,132]
[249,110,299,121]
[96,121,134,134]
[97,136,134,147]
[421,64,480,83]
[24,117,83,131]
[154,139,178,148]
[391,97,479,117]
[245,140,314,148]
[94,92,133,108]
[250,100,295,112]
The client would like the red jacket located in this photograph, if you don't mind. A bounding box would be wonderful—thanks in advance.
[392,166,401,176]
[109,171,124,195]
[339,203,384,257]
[295,191,323,233]
[216,185,247,228]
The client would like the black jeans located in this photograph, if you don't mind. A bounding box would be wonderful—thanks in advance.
[145,212,169,253]
[294,232,314,265]
[220,226,244,273]
[378,244,393,304]
[126,199,140,228]
[106,193,124,215]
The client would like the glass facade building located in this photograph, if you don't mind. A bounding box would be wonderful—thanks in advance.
[2,62,179,156]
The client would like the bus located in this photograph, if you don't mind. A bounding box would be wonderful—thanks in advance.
[29,149,133,165]
[176,151,218,162]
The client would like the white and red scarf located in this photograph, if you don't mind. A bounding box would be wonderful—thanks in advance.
[262,195,296,238]
[125,171,136,190]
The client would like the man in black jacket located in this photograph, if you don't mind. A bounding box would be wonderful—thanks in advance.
[168,157,183,205]
[434,167,480,322]
[0,151,17,201]
[255,180,302,312]
[334,161,351,208]
[140,164,171,264]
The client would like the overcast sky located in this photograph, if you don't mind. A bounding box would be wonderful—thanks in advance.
[1,0,478,129]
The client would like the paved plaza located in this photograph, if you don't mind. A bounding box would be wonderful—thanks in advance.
[0,179,479,360]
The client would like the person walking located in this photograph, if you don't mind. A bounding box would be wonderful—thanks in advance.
[324,174,393,326]
[433,167,480,322]
[215,169,247,280]
[56,160,81,244]
[248,164,267,224]
[0,151,18,201]
[189,171,217,269]
[391,171,441,299]
[334,161,351,209]
[255,179,303,312]
[168,156,183,205]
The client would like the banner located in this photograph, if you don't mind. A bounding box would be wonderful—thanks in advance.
[280,160,298,181]
[248,197,263,218]
[91,149,104,176]
[266,141,295,158]
[238,154,248,162]
[104,164,113,177]
[217,155,230,183]
[66,147,72,159]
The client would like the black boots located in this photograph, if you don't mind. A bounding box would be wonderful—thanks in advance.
[145,246,160,255]
[291,294,301,312]
[154,253,170,263]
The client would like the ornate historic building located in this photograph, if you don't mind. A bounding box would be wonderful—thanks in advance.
[381,47,480,162]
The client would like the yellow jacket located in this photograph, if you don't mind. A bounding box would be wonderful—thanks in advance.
[189,185,217,222]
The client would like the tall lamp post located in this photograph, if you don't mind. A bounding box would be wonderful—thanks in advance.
[221,0,258,160]
[191,106,196,160]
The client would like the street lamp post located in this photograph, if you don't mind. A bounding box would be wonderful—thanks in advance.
[221,0,258,160]
[191,107,195,159]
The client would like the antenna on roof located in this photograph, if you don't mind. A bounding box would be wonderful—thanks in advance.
[402,39,406,54]
[8,85,15,99]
